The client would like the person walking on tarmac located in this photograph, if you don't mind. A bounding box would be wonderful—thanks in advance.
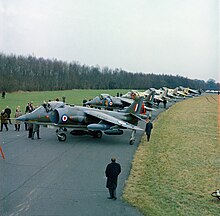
[145,117,153,142]
[105,158,121,200]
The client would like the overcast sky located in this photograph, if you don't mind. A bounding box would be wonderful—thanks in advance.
[0,0,219,82]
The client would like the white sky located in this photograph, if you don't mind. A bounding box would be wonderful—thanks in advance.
[0,0,219,82]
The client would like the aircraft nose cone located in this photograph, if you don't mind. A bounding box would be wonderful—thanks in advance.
[16,113,30,121]
[85,101,91,105]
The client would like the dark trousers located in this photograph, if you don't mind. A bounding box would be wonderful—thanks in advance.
[28,128,33,138]
[15,124,20,131]
[146,134,151,142]
[108,188,116,198]
[1,123,8,131]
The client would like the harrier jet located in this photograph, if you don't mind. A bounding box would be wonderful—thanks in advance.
[17,97,145,145]
[85,93,133,109]
[85,91,155,113]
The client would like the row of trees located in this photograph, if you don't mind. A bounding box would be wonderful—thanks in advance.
[0,53,219,92]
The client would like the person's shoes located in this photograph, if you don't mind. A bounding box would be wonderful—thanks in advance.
[107,197,113,199]
[113,197,117,200]
[37,137,41,139]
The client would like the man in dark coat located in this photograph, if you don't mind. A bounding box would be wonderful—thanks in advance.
[105,158,121,200]
[24,102,34,130]
[145,117,153,142]
[5,106,12,124]
[0,110,9,131]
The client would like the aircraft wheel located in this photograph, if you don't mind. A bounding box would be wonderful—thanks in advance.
[93,131,102,138]
[129,140,134,145]
[211,191,220,200]
[57,133,67,142]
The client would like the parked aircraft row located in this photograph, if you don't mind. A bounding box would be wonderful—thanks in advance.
[16,86,201,144]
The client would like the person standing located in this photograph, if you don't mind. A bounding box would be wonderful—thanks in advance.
[5,106,12,124]
[25,102,34,130]
[28,123,33,138]
[2,91,5,99]
[163,99,167,108]
[105,158,121,200]
[14,107,22,131]
[0,110,9,131]
[32,124,40,139]
[145,117,153,142]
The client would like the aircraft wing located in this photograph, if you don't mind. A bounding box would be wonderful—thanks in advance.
[84,110,143,131]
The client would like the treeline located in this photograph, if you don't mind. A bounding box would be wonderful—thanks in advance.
[0,53,219,92]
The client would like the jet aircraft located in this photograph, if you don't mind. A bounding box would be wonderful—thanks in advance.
[121,90,156,109]
[85,91,156,113]
[85,94,133,109]
[17,97,145,145]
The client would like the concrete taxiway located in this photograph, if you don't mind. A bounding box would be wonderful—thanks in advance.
[0,102,175,216]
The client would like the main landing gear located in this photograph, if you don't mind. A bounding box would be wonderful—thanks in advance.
[56,127,67,142]
[56,128,103,142]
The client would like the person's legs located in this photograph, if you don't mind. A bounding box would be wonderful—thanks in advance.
[37,131,40,139]
[32,131,35,139]
[5,123,8,131]
[108,188,114,199]
[112,188,117,199]
[147,134,150,141]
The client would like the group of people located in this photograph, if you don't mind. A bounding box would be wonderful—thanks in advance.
[25,102,41,139]
[0,102,41,139]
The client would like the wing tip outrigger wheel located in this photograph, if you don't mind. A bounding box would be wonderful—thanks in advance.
[129,139,135,145]
[211,189,220,200]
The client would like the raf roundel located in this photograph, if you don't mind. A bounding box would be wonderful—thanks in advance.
[61,114,68,122]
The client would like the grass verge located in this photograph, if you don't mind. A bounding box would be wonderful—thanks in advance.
[123,95,220,216]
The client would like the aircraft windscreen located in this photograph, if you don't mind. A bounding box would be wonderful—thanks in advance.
[41,101,65,112]
[32,106,44,113]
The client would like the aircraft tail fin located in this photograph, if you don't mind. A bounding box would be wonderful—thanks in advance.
[146,90,155,105]
[122,97,144,114]
[173,87,178,95]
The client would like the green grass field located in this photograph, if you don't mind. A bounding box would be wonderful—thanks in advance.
[123,95,220,216]
[0,89,130,114]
